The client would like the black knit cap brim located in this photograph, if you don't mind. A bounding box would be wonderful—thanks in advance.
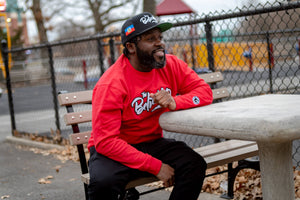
[121,12,173,46]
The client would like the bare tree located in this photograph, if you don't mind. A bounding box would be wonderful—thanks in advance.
[56,22,92,40]
[143,0,156,15]
[65,0,139,33]
[23,0,67,43]
[22,0,142,42]
[28,0,48,43]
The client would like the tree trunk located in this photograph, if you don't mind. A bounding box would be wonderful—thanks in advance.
[31,0,48,43]
[143,0,156,15]
[31,0,49,75]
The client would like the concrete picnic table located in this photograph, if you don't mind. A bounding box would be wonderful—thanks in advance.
[159,94,300,200]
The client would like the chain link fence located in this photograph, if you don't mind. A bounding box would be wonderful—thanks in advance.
[1,1,299,167]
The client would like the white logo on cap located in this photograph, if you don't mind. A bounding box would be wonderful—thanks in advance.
[140,15,158,24]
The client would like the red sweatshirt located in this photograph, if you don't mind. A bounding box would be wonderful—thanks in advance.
[87,54,213,175]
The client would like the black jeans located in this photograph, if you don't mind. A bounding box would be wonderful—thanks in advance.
[88,138,207,200]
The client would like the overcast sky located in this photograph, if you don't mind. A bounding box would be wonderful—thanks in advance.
[25,0,270,42]
[184,0,244,13]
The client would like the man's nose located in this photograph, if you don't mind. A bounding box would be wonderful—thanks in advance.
[155,37,164,46]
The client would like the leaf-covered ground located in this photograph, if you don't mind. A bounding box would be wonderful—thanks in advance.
[13,134,300,200]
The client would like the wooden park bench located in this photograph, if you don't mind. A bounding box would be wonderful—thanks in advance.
[58,71,260,200]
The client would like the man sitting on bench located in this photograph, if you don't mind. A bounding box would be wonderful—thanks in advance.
[87,12,213,200]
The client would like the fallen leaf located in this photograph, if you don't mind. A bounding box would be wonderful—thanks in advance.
[38,178,51,184]
[45,175,53,179]
[296,189,300,198]
[1,195,10,199]
[54,165,61,173]
[38,175,53,184]
[211,182,220,190]
[237,176,247,184]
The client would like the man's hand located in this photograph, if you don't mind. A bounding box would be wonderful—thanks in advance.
[156,163,175,187]
[150,90,176,111]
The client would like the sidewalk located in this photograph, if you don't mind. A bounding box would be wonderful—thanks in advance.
[1,132,223,200]
[0,140,85,200]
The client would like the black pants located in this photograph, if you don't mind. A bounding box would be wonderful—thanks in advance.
[88,138,207,200]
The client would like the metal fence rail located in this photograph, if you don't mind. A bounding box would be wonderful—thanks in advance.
[1,0,300,167]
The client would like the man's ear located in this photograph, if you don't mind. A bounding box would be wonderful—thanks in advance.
[125,42,136,54]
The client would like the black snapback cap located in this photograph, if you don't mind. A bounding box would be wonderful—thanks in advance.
[121,12,173,46]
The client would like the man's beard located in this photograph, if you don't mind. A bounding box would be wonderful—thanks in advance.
[136,45,166,70]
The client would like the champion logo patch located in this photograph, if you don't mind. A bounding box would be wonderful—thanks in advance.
[125,24,135,36]
[192,96,200,105]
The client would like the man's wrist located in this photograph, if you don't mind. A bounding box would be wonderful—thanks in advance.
[169,101,176,110]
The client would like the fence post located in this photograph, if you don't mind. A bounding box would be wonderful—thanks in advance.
[266,32,274,94]
[1,39,16,135]
[96,39,105,76]
[205,21,215,72]
[189,25,196,70]
[109,38,116,65]
[82,60,88,89]
[298,39,300,67]
[47,45,61,135]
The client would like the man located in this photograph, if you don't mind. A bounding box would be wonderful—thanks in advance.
[87,12,213,200]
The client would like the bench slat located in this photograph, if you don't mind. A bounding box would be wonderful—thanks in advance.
[64,110,92,125]
[81,173,159,189]
[125,176,160,189]
[199,72,224,84]
[69,131,91,145]
[81,173,90,184]
[204,145,258,169]
[212,87,229,100]
[195,140,256,157]
[58,90,92,106]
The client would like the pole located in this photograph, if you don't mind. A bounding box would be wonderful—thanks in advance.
[298,39,300,66]
[248,46,253,72]
[109,38,116,65]
[82,60,88,89]
[96,39,105,77]
[266,32,274,94]
[1,39,16,135]
[205,22,215,72]
[249,57,253,72]
[47,45,61,135]
[190,24,196,71]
